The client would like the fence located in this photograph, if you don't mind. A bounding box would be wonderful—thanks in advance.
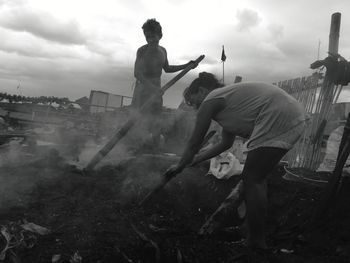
[277,73,344,171]
[89,90,132,114]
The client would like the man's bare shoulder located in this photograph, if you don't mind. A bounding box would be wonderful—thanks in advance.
[159,45,167,54]
[137,45,148,54]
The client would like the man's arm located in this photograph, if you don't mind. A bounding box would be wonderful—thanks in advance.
[191,129,235,166]
[162,48,195,73]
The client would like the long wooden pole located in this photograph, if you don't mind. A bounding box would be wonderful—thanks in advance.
[222,61,225,85]
[85,55,205,171]
[329,13,341,56]
[138,129,216,206]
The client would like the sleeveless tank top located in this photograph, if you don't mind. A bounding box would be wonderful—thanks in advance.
[203,81,306,147]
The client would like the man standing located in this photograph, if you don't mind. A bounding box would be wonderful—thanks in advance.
[133,18,195,112]
[132,18,196,150]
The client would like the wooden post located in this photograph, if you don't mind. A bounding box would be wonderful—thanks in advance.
[328,13,341,56]
[323,12,341,103]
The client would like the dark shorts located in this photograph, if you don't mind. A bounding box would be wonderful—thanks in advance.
[131,82,163,115]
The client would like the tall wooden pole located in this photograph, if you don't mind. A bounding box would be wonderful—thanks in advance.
[329,12,341,56]
[222,61,225,84]
[322,12,341,122]
[222,45,225,85]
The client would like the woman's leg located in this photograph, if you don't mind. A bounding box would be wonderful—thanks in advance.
[242,147,288,248]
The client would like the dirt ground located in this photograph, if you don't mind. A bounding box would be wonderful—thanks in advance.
[1,146,350,263]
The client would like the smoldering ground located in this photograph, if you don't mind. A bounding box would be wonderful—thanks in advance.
[2,109,350,262]
[0,140,64,209]
[0,107,195,211]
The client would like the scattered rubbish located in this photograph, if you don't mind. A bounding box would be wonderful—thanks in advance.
[199,180,244,235]
[335,245,350,259]
[21,221,51,235]
[0,226,11,261]
[119,209,161,262]
[176,248,183,263]
[51,254,61,262]
[130,223,160,262]
[70,251,82,263]
[148,224,168,234]
[115,246,135,263]
[237,201,246,219]
[208,152,243,179]
[280,248,294,254]
[0,220,50,261]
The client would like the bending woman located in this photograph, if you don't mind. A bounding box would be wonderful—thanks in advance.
[165,72,306,249]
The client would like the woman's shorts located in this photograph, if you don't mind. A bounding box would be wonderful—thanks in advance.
[247,121,306,151]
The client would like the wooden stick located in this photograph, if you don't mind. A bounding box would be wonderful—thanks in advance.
[312,112,350,221]
[313,129,350,221]
[138,129,216,206]
[85,55,205,171]
[337,113,350,163]
[198,179,244,235]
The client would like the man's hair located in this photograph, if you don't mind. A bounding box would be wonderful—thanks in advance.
[183,72,224,104]
[142,18,163,38]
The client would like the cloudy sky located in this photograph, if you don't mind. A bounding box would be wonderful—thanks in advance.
[0,0,350,108]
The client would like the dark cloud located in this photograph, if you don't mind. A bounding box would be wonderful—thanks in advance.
[0,51,135,99]
[0,7,86,45]
[0,32,84,59]
[236,8,261,32]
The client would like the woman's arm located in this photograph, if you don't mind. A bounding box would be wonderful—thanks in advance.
[174,99,224,172]
[191,129,235,166]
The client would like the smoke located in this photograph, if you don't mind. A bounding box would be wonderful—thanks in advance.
[0,139,62,209]
[77,108,194,168]
[0,139,23,167]
[0,104,196,211]
[118,170,163,205]
[0,118,93,210]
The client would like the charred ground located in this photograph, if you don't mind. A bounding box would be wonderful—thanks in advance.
[1,147,350,263]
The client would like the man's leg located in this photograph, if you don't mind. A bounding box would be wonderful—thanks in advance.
[242,147,288,248]
[148,95,163,152]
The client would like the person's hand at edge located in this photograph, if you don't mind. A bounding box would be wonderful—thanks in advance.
[164,164,184,179]
[189,60,199,69]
